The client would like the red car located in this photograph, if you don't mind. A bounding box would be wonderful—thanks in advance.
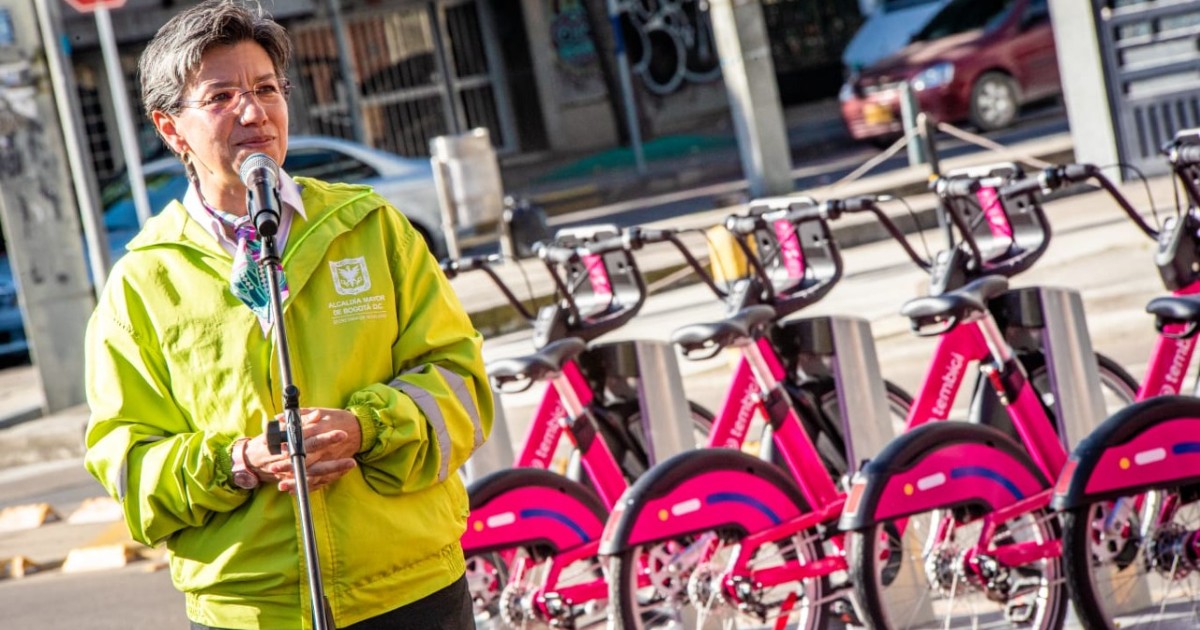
[839,0,1059,143]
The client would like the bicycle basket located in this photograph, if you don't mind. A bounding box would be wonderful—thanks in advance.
[547,225,646,341]
[736,198,842,319]
[938,161,1050,280]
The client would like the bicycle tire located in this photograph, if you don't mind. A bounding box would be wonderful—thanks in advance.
[606,453,827,630]
[848,503,1068,629]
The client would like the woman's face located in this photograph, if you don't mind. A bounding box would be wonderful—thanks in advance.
[152,40,289,212]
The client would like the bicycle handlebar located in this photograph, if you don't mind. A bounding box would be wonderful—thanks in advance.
[439,253,501,280]
[1169,144,1200,166]
[999,163,1157,240]
[439,253,536,321]
[822,196,933,271]
[725,196,824,235]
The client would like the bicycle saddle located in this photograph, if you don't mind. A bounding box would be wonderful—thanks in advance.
[487,337,588,388]
[901,275,1010,333]
[672,304,777,358]
[1147,295,1200,338]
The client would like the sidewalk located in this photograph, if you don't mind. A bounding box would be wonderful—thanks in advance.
[458,129,1076,338]
[0,124,1079,467]
[0,148,1180,593]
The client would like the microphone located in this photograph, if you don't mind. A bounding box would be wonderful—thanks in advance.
[239,153,281,237]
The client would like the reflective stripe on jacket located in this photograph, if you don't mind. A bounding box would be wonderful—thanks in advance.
[84,178,492,629]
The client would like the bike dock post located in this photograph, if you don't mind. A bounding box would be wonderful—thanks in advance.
[827,316,896,475]
[632,340,694,464]
[826,315,936,625]
[584,339,696,466]
[1002,286,1151,612]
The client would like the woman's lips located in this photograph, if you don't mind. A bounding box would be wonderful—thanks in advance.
[238,137,274,149]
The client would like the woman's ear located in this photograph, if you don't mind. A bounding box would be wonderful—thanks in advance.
[151,110,187,157]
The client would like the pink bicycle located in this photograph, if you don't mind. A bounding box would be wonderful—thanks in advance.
[597,198,936,629]
[442,229,714,628]
[840,162,1141,629]
[594,163,1137,629]
[1049,131,1200,628]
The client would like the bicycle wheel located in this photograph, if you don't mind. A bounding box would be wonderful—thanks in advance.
[607,525,830,629]
[1030,353,1139,419]
[848,506,1068,629]
[1063,484,1200,629]
[467,552,508,629]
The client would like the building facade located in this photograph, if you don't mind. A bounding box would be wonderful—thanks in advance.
[62,0,860,182]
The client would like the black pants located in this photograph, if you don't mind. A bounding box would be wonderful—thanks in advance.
[189,574,474,630]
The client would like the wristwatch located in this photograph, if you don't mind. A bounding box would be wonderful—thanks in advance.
[231,438,260,490]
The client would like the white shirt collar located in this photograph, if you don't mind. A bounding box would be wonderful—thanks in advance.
[183,169,306,253]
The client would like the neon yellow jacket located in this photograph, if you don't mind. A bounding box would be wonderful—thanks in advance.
[84,178,491,629]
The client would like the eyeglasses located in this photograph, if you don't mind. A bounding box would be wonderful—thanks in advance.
[175,78,292,115]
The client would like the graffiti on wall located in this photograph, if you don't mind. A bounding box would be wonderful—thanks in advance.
[549,0,608,104]
[619,0,721,96]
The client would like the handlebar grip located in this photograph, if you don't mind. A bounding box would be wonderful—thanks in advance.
[536,242,579,264]
[937,177,981,198]
[778,203,827,224]
[442,254,500,277]
[628,227,670,246]
[825,196,873,214]
[1171,144,1200,166]
[725,214,763,236]
[580,234,630,256]
[1061,163,1098,182]
[999,176,1044,199]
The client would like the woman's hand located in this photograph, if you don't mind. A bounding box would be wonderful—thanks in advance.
[247,408,363,494]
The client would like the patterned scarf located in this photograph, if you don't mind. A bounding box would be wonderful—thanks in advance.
[207,206,290,325]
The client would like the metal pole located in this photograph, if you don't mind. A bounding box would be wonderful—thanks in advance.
[326,0,365,144]
[95,6,151,228]
[259,232,331,630]
[34,0,109,297]
[918,113,953,247]
[0,1,94,412]
[605,0,646,175]
[899,81,926,166]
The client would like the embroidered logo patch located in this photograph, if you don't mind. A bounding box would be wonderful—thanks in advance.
[330,257,371,295]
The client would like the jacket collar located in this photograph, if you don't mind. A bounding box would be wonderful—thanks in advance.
[124,178,384,298]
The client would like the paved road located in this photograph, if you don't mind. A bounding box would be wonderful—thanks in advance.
[474,106,1070,256]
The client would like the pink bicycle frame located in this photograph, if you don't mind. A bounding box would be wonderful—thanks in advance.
[1135,282,1200,399]
[511,361,628,508]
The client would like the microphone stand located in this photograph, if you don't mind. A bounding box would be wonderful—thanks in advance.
[255,193,332,630]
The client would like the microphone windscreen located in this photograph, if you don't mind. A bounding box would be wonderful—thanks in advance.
[239,153,279,189]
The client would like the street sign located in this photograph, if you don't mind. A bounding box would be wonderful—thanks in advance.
[63,0,126,13]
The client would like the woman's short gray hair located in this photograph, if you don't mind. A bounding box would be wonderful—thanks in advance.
[139,0,292,117]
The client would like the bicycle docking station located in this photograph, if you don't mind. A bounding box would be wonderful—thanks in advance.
[946,158,1155,614]
[552,223,695,474]
[771,315,898,477]
[577,339,696,469]
[987,284,1155,618]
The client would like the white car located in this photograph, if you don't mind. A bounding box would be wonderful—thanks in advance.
[103,135,449,260]
[842,0,954,72]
